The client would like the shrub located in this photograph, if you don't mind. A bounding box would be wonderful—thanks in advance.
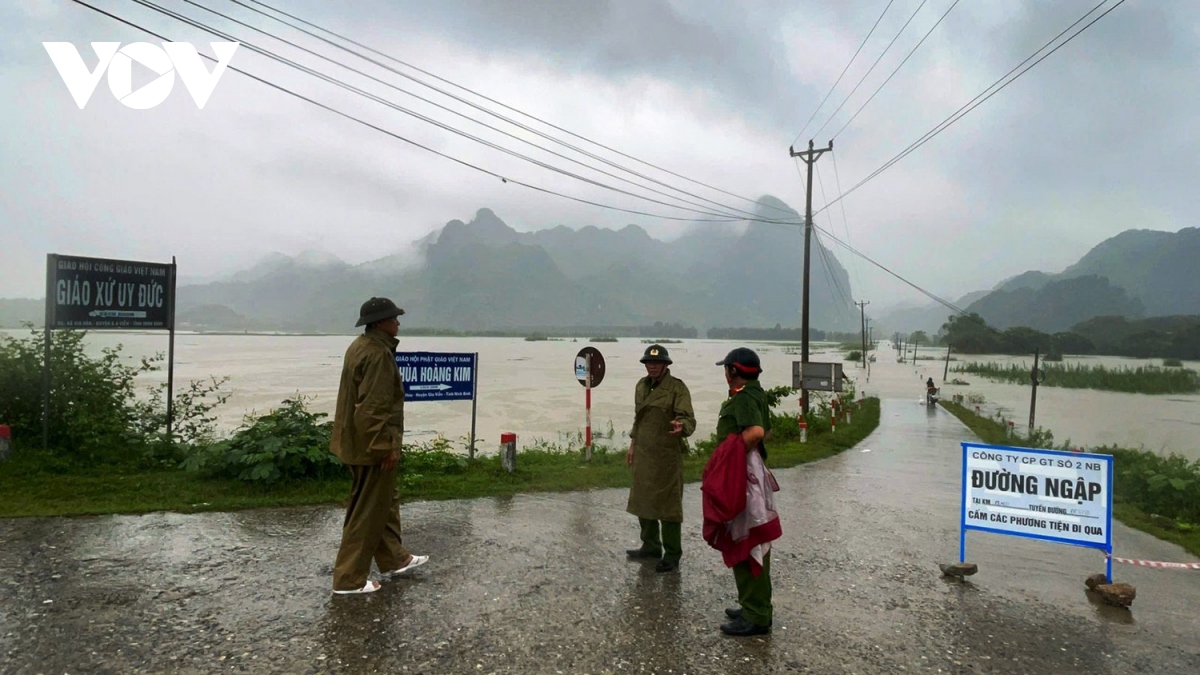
[0,326,227,466]
[183,396,341,483]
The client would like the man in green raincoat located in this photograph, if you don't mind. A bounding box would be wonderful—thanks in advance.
[625,344,696,573]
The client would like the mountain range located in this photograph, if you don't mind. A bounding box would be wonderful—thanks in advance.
[876,227,1200,335]
[170,196,859,334]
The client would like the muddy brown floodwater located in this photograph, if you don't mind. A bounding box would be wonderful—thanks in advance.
[7,329,1192,460]
[2,396,1198,673]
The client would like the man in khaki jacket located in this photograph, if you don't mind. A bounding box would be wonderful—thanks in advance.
[625,344,696,573]
[330,297,428,594]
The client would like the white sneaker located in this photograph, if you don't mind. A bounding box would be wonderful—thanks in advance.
[381,554,429,579]
[332,580,381,595]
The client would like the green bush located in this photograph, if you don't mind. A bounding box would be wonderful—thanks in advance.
[845,350,862,362]
[1107,448,1200,526]
[0,327,226,466]
[1164,358,1184,368]
[183,396,341,483]
[955,360,1200,394]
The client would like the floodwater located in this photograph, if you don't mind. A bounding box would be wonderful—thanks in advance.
[2,381,1198,672]
[3,329,1197,459]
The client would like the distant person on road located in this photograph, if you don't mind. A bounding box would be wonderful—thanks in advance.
[702,347,780,637]
[329,297,428,595]
[626,344,696,573]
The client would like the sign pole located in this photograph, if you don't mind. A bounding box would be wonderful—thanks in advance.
[166,257,177,442]
[43,254,56,452]
[1029,349,1041,437]
[585,353,593,461]
[469,352,478,460]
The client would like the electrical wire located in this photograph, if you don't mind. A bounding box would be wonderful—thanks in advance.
[197,0,794,225]
[832,0,961,140]
[792,0,895,145]
[811,0,929,139]
[65,0,780,224]
[830,151,864,298]
[243,0,802,220]
[814,165,855,308]
[134,0,786,224]
[816,0,1123,216]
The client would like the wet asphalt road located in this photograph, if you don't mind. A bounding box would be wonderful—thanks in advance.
[2,400,1199,674]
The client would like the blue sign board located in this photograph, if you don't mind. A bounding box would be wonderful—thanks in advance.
[395,352,477,402]
[959,441,1114,581]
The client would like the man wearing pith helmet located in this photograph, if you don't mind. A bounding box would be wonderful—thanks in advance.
[625,343,696,573]
[329,297,428,594]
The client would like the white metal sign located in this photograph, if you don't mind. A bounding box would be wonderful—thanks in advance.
[960,442,1113,552]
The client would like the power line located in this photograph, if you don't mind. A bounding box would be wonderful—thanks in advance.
[792,0,895,145]
[242,0,801,220]
[205,0,794,225]
[65,0,782,225]
[811,0,929,139]
[833,0,961,140]
[138,0,780,224]
[829,151,863,297]
[812,223,1007,336]
[814,165,855,308]
[817,0,1123,216]
[134,0,804,226]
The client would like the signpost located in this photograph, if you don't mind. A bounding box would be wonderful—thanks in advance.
[574,347,606,460]
[792,361,844,393]
[43,254,177,450]
[960,441,1114,582]
[395,351,479,458]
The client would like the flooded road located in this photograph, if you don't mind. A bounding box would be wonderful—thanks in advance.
[3,400,1198,673]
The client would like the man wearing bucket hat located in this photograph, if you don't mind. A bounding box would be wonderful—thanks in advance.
[625,343,696,573]
[329,297,428,594]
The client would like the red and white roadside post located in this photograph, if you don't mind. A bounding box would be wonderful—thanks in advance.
[585,353,593,461]
[798,399,807,443]
[500,432,517,473]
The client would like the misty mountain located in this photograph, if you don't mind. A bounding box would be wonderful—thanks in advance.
[964,275,1145,332]
[992,270,1054,294]
[169,198,858,333]
[878,227,1198,335]
[0,298,41,329]
[1059,227,1200,315]
[875,290,989,335]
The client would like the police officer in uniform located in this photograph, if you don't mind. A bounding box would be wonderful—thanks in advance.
[714,347,775,635]
[625,344,696,573]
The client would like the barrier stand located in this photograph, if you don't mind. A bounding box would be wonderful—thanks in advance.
[0,424,10,462]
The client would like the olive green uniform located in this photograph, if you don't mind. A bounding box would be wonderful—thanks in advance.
[330,328,409,591]
[715,380,774,627]
[627,371,696,561]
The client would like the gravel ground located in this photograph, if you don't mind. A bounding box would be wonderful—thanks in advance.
[2,400,1198,674]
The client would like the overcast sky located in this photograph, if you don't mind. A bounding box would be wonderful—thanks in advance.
[2,0,1195,310]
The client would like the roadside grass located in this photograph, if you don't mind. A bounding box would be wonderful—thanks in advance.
[0,399,880,518]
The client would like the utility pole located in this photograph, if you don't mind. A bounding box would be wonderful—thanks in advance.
[789,139,833,415]
[854,301,869,368]
[864,317,872,380]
